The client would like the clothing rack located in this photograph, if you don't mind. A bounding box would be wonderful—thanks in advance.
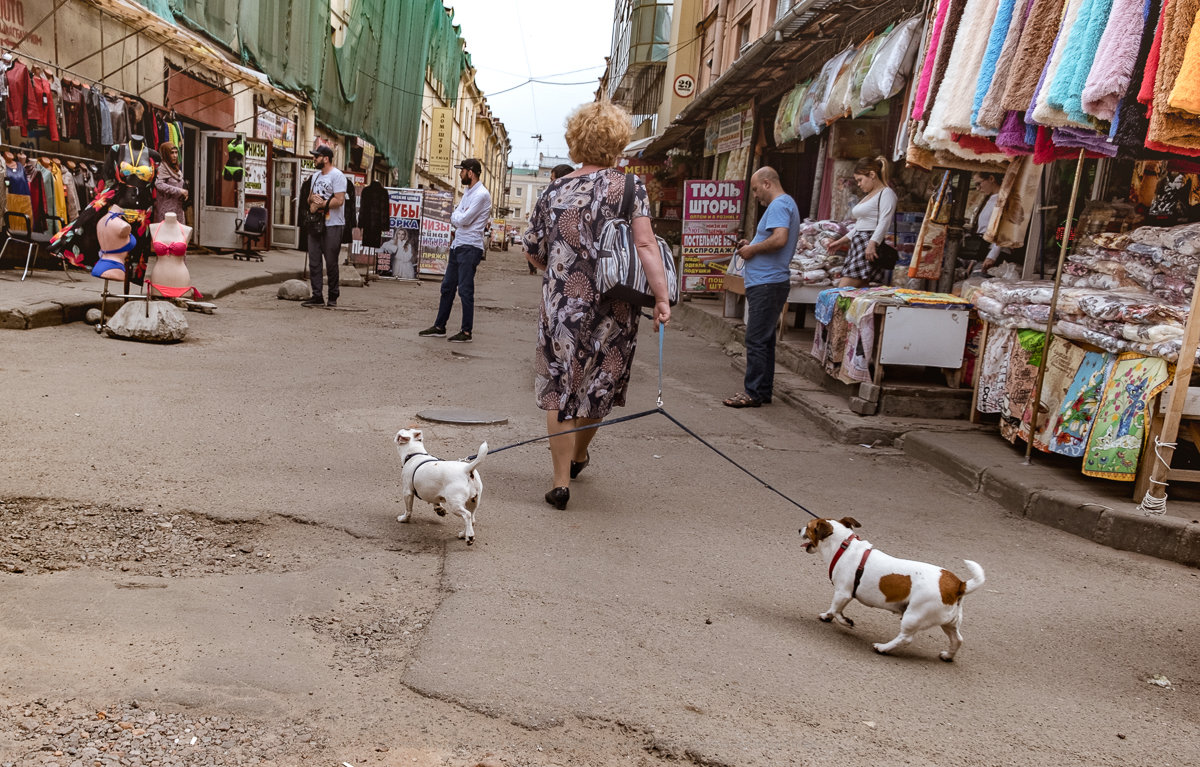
[1,142,104,167]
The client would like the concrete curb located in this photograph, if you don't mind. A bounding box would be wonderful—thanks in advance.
[902,431,1200,568]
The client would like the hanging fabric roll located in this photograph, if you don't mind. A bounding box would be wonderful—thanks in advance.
[1080,0,1150,122]
[1147,0,1200,150]
[1112,0,1163,147]
[971,0,1022,135]
[999,0,1069,112]
[975,0,1037,132]
[925,0,1003,146]
[1167,12,1200,114]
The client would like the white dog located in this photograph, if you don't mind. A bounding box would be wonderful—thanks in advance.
[394,428,487,545]
[800,517,985,661]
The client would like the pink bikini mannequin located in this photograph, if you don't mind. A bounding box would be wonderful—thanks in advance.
[147,212,201,299]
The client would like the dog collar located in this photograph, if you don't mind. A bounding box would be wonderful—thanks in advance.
[828,533,859,580]
[403,451,433,466]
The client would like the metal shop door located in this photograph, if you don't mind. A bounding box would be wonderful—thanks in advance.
[271,157,300,249]
[196,131,245,250]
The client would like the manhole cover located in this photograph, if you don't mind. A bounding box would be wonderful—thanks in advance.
[415,408,508,425]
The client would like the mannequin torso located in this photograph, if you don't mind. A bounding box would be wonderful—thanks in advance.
[93,205,134,280]
[148,212,195,296]
[109,137,160,210]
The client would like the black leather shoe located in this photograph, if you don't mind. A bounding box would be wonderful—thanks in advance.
[544,487,570,510]
[569,453,590,479]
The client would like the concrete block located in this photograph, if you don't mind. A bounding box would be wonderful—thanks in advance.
[979,469,1034,516]
[901,432,985,491]
[849,396,878,416]
[0,310,27,329]
[1025,490,1105,540]
[1095,509,1189,562]
[859,382,882,403]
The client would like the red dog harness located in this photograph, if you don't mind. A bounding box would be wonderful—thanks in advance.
[828,533,873,598]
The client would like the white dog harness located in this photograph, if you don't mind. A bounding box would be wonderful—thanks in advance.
[829,533,873,598]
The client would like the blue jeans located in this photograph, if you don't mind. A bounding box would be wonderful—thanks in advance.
[434,245,483,333]
[744,281,790,402]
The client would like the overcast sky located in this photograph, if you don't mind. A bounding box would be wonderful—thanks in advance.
[447,0,615,168]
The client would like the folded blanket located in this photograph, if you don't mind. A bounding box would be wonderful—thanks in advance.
[1167,10,1200,114]
[1001,0,1069,112]
[1081,0,1149,121]
[996,110,1036,153]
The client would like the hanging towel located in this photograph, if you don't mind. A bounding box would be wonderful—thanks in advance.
[1000,0,1069,112]
[913,0,954,120]
[1081,0,1150,121]
[1047,0,1116,124]
[978,0,1038,131]
[1167,11,1200,114]
[972,0,1022,134]
[1029,0,1093,129]
[1113,0,1163,147]
[1148,0,1200,149]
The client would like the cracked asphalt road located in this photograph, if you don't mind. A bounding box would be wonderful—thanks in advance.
[1,254,1198,766]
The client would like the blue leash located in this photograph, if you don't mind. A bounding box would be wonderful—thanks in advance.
[472,323,821,520]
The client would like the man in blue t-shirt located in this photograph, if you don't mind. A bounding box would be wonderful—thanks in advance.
[724,166,800,408]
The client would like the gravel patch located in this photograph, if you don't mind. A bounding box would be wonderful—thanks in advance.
[0,699,326,766]
[0,499,292,577]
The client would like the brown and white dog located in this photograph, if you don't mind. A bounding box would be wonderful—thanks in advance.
[800,517,985,661]
[394,428,487,545]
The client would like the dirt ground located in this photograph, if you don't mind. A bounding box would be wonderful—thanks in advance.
[1,253,1198,767]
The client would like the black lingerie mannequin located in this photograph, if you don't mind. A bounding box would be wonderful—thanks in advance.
[102,134,161,286]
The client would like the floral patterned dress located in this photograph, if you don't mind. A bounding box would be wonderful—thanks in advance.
[523,168,650,421]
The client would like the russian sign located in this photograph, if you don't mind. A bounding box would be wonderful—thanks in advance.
[681,180,744,293]
[419,189,454,276]
[429,107,453,177]
[389,188,422,230]
[255,108,296,153]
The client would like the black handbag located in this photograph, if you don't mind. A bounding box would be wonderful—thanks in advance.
[873,192,899,271]
[304,204,328,237]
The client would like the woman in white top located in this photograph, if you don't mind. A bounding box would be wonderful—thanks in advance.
[830,156,897,288]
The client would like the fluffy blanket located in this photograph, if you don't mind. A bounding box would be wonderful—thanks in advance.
[1112,0,1163,147]
[1047,0,1116,124]
[1029,0,1092,128]
[925,0,1006,153]
[1148,0,1200,149]
[1000,0,1069,111]
[1081,0,1149,121]
[912,0,954,120]
[971,0,1022,135]
[977,0,1037,131]
[1167,12,1200,114]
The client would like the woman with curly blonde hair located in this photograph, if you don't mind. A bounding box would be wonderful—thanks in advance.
[522,101,672,510]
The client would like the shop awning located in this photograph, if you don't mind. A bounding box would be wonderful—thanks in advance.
[87,0,303,107]
[644,0,914,157]
[622,135,661,156]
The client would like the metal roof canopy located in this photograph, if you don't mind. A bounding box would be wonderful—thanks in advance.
[646,0,921,156]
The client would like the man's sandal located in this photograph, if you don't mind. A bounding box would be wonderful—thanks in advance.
[723,392,762,408]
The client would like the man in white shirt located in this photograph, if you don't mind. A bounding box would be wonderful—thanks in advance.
[301,145,348,308]
[419,158,492,343]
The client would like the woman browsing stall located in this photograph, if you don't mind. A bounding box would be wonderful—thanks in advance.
[830,156,897,288]
[522,101,672,511]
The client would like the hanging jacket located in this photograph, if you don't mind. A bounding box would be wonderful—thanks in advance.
[359,181,390,248]
[341,178,358,244]
[298,173,312,251]
[5,59,29,136]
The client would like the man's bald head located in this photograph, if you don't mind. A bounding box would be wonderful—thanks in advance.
[752,166,781,186]
[750,166,783,206]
